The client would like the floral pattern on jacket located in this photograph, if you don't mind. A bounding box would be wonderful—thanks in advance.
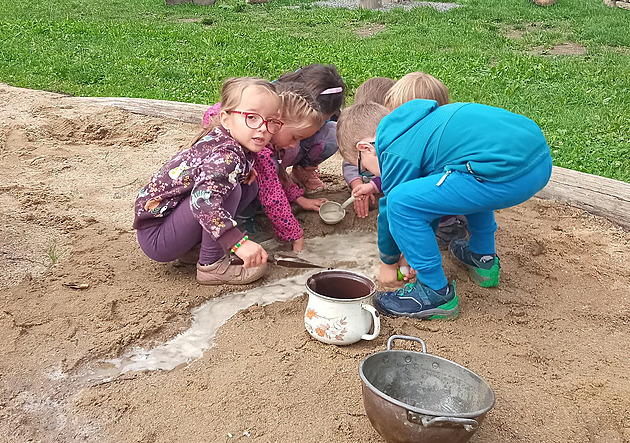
[133,126,253,242]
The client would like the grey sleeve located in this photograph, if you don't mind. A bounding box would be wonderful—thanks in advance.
[342,160,362,186]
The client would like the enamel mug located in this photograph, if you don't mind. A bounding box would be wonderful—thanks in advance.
[304,270,380,345]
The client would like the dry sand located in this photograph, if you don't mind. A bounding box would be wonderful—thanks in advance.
[1,82,630,443]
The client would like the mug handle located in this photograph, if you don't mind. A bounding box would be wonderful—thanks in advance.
[360,303,381,341]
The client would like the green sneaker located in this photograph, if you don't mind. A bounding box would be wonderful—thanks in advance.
[449,238,500,288]
[374,281,459,320]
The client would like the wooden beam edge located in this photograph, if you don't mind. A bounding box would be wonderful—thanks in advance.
[536,166,630,231]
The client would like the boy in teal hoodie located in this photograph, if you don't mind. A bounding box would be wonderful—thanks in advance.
[336,100,552,319]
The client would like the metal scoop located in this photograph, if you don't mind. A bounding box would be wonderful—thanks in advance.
[230,252,323,268]
[318,196,356,225]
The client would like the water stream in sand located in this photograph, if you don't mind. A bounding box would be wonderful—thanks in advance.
[84,231,379,382]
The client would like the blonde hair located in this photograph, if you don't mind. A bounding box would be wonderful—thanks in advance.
[384,72,449,110]
[276,81,323,129]
[336,102,390,164]
[192,77,278,147]
[270,82,323,191]
[221,76,277,111]
[354,77,395,106]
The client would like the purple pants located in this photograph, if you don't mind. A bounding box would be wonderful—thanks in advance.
[136,182,258,265]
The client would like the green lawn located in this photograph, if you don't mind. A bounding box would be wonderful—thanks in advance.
[1,0,628,182]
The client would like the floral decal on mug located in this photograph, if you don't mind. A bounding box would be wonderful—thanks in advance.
[305,309,348,342]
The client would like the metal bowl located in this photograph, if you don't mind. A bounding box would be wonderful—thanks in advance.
[359,335,495,443]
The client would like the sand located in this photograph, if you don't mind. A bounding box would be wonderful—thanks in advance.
[1,82,630,443]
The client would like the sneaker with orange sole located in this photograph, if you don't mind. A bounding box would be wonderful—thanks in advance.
[196,256,267,285]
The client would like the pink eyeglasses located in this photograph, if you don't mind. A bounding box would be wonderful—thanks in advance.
[228,110,284,134]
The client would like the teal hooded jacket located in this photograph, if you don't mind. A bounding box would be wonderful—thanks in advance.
[375,99,551,263]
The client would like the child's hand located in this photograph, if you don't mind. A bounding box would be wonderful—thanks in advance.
[296,196,327,212]
[397,256,417,282]
[352,195,375,218]
[352,182,376,198]
[351,183,376,218]
[379,262,402,287]
[242,168,258,185]
[234,240,268,268]
[292,236,305,252]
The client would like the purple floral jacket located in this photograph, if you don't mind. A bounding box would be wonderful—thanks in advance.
[133,126,253,251]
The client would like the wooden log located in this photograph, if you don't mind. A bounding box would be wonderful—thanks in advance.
[536,166,630,231]
[60,95,630,231]
[62,96,208,125]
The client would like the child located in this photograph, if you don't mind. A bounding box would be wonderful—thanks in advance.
[342,77,395,218]
[336,100,552,319]
[202,82,329,251]
[386,72,468,247]
[383,71,449,110]
[354,77,396,106]
[276,64,346,193]
[133,77,281,285]
[255,81,328,252]
[345,72,467,247]
[345,73,451,219]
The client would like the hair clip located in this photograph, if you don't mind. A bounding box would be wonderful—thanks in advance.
[320,87,343,95]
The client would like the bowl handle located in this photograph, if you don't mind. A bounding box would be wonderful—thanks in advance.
[360,304,381,341]
[386,335,427,353]
[408,413,479,432]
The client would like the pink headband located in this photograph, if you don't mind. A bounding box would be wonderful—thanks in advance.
[320,87,343,95]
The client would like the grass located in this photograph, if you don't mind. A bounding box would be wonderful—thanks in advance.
[47,240,59,265]
[1,0,628,182]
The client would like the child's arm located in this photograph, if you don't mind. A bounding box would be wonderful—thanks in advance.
[295,196,327,211]
[301,121,338,164]
[292,236,305,252]
[254,147,305,250]
[350,181,375,219]
[351,181,379,197]
[397,255,416,282]
[343,161,380,218]
[284,175,326,211]
[377,196,402,287]
[379,257,416,286]
[342,160,362,187]
[376,154,420,285]
[193,145,254,252]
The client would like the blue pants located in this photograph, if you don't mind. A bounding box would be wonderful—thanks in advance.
[386,155,553,290]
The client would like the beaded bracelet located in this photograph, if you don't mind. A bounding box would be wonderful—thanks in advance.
[230,235,249,254]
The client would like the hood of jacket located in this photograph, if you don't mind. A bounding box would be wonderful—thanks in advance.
[375,99,550,183]
[375,99,439,158]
